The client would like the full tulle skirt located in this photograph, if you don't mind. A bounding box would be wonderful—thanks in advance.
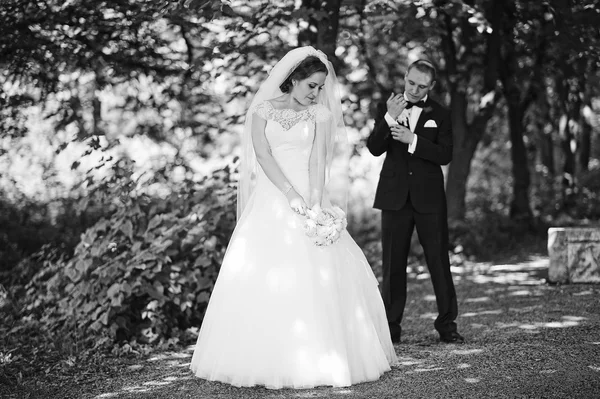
[190,171,397,389]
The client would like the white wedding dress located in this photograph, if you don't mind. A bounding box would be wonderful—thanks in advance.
[190,101,397,389]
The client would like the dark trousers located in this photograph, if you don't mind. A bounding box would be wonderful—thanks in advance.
[381,196,458,336]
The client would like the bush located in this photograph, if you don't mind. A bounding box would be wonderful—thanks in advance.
[0,195,101,286]
[12,159,237,348]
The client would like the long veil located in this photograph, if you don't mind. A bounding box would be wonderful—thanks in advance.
[236,46,349,220]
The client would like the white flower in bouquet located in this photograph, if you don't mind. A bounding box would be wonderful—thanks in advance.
[315,210,330,225]
[305,206,319,220]
[330,206,346,219]
[314,235,327,246]
[302,204,347,247]
[316,224,330,237]
[329,229,341,243]
[304,219,318,237]
[334,219,344,231]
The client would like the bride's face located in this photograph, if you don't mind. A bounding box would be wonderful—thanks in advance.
[292,72,327,105]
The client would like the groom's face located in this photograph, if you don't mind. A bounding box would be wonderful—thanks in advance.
[404,68,435,103]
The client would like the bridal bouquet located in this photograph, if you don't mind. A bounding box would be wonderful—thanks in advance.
[302,204,347,247]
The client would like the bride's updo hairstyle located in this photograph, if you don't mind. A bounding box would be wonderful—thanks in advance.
[279,56,328,93]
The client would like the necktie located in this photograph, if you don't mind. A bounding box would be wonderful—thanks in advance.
[406,100,426,109]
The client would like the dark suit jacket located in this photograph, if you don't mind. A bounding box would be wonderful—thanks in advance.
[367,98,453,213]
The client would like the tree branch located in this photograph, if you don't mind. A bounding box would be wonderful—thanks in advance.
[357,0,384,96]
[441,10,458,85]
[521,20,549,110]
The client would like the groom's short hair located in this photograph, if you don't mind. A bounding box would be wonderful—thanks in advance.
[407,59,436,83]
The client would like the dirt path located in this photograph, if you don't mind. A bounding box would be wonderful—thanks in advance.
[6,257,600,398]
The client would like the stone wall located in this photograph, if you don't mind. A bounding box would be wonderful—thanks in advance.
[548,227,600,284]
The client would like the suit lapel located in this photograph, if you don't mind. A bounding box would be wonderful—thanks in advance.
[414,98,436,133]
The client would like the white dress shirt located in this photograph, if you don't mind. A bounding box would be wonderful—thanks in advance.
[384,94,428,154]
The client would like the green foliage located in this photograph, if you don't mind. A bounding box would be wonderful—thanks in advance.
[0,195,100,285]
[579,168,600,217]
[1,0,599,374]
[15,158,237,347]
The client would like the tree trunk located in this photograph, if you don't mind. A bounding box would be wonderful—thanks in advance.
[579,117,591,172]
[316,0,341,61]
[446,130,480,224]
[446,94,481,224]
[533,97,555,176]
[578,76,593,172]
[442,1,502,224]
[299,0,342,70]
[540,129,555,176]
[495,0,549,223]
[560,114,577,209]
[507,103,532,220]
[556,75,577,210]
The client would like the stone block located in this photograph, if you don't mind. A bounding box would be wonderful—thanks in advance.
[548,227,600,284]
[548,228,569,283]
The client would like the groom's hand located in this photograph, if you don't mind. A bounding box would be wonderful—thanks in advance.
[390,125,414,144]
[386,93,407,120]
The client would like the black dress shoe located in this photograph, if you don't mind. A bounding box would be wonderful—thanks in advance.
[391,332,401,343]
[439,331,465,344]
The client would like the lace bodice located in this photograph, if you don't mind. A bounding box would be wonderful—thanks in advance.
[253,101,331,131]
[248,101,332,201]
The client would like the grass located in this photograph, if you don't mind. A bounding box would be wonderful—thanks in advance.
[2,256,600,399]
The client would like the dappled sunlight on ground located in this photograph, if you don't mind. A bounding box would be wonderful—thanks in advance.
[462,309,504,317]
[573,289,596,296]
[515,315,588,330]
[405,366,445,374]
[55,256,599,399]
[423,294,437,301]
[464,296,491,303]
[397,357,426,367]
[390,347,486,381]
[451,349,484,355]
[418,312,437,320]
[411,256,597,340]
[93,349,195,399]
[453,256,549,286]
[147,351,192,363]
[290,388,358,397]
[469,271,544,285]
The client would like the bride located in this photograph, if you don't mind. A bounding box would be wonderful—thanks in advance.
[190,46,396,389]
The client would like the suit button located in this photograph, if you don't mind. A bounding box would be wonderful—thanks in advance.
[409,171,413,175]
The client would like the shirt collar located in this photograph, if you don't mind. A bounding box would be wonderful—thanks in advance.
[403,93,428,106]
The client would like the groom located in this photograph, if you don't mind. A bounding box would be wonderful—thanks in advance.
[367,59,463,344]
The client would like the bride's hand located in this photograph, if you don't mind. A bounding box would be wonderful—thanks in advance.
[286,189,307,215]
